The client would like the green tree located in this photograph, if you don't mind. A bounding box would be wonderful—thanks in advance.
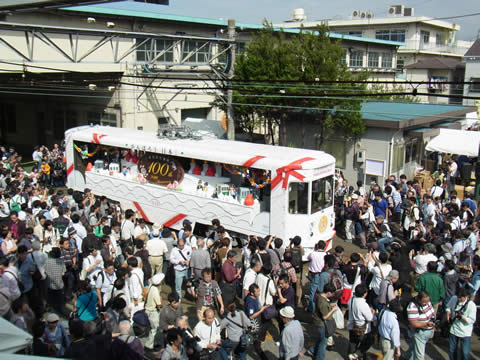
[215,25,369,146]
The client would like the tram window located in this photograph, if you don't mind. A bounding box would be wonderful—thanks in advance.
[311,176,334,213]
[288,182,308,214]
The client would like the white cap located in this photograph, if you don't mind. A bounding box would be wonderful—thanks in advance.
[279,306,295,319]
[152,273,165,285]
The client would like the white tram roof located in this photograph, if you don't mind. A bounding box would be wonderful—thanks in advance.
[66,125,335,171]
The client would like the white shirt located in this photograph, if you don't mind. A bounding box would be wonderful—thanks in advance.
[49,207,59,220]
[449,162,458,177]
[255,273,277,306]
[96,270,117,305]
[133,225,149,239]
[368,263,392,295]
[121,219,135,241]
[82,254,104,284]
[308,251,326,273]
[169,246,192,271]
[129,267,144,300]
[146,238,168,256]
[347,296,373,333]
[414,253,438,275]
[2,266,21,301]
[193,318,221,349]
[243,268,257,292]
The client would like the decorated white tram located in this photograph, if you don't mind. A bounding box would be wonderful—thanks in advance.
[65,125,336,254]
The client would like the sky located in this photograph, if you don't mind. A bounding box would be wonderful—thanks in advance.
[156,0,480,41]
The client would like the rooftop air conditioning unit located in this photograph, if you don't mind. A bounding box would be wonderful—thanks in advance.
[352,10,361,18]
[366,12,374,19]
[360,11,367,19]
[403,7,414,16]
[388,5,404,16]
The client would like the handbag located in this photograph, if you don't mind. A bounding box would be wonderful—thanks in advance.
[324,318,337,337]
[30,253,44,281]
[261,279,278,320]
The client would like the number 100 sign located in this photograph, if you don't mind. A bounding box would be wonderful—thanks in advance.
[137,153,185,185]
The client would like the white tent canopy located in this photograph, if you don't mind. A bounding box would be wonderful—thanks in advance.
[0,316,32,353]
[425,128,480,157]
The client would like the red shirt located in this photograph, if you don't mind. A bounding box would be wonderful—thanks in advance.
[221,260,237,283]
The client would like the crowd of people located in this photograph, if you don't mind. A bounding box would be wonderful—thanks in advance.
[0,143,479,360]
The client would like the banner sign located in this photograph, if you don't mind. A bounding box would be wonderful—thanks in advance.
[138,154,184,185]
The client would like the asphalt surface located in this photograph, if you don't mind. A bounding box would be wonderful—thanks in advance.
[165,235,480,360]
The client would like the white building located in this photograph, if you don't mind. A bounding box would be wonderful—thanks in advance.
[0,1,401,153]
[276,6,473,104]
[463,39,480,106]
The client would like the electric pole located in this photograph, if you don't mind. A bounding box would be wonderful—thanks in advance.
[227,19,236,140]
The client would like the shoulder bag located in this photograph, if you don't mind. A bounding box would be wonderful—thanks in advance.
[261,279,278,320]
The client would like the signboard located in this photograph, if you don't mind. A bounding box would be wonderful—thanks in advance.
[138,154,184,185]
[365,159,385,177]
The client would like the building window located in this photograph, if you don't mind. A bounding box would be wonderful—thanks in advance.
[319,139,346,169]
[340,52,347,65]
[381,52,393,68]
[235,42,246,56]
[136,39,174,63]
[375,29,405,42]
[368,52,379,67]
[349,50,364,67]
[397,59,405,70]
[421,31,430,44]
[392,144,405,172]
[87,112,117,127]
[338,31,363,37]
[470,78,480,92]
[436,33,444,46]
[182,41,210,64]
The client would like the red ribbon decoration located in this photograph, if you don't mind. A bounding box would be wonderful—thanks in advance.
[242,155,266,168]
[271,157,315,190]
[92,133,107,144]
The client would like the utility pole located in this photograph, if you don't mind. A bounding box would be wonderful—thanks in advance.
[227,19,236,140]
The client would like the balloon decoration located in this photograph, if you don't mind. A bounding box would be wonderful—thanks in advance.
[74,144,99,158]
[222,163,271,189]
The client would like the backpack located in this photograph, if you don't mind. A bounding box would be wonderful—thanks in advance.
[10,196,21,213]
[328,269,344,302]
[131,309,150,338]
[278,264,293,278]
[290,248,302,273]
[110,336,144,360]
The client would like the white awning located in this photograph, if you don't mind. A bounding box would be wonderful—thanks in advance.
[425,128,480,157]
[0,316,32,353]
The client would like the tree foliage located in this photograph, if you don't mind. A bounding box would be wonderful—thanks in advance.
[215,25,369,145]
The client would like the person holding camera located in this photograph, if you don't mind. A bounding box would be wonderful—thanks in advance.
[220,303,251,360]
[405,291,435,360]
[446,286,476,360]
[193,308,226,360]
[162,328,188,360]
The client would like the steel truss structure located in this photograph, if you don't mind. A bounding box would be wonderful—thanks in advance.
[0,21,233,68]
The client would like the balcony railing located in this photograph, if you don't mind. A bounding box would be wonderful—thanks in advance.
[400,40,470,55]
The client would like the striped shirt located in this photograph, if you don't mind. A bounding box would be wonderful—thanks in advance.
[407,301,435,330]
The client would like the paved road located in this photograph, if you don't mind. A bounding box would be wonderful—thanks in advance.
[166,235,480,360]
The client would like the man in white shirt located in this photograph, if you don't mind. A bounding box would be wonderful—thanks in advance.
[367,251,392,296]
[127,257,144,310]
[347,284,374,360]
[133,218,149,240]
[169,238,192,299]
[448,158,458,193]
[95,261,117,308]
[82,247,104,286]
[146,229,168,276]
[255,266,277,306]
[120,209,136,242]
[243,257,261,298]
[183,224,202,250]
[410,244,438,275]
[193,308,226,358]
[422,196,436,225]
[0,257,21,301]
